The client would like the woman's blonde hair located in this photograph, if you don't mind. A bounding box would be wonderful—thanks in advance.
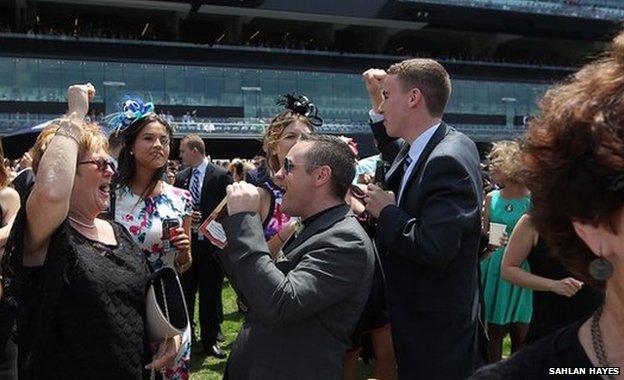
[31,120,108,174]
[263,111,313,173]
[488,140,523,183]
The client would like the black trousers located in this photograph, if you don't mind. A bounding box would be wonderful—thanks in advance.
[181,235,224,345]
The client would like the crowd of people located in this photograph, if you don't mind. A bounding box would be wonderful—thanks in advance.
[0,26,624,380]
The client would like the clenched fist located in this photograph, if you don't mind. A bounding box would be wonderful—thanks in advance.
[226,181,260,215]
[365,183,396,219]
[67,83,95,120]
[362,68,387,111]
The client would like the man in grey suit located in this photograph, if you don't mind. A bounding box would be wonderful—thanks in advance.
[364,60,486,379]
[219,134,375,380]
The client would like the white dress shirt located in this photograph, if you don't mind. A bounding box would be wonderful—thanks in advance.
[398,123,441,203]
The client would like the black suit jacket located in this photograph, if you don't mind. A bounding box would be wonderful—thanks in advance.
[175,162,233,253]
[372,121,485,379]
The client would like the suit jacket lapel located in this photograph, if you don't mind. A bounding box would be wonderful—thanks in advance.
[179,168,192,190]
[283,204,351,255]
[399,122,449,207]
[200,163,216,202]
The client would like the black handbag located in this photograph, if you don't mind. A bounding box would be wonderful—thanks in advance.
[145,266,189,341]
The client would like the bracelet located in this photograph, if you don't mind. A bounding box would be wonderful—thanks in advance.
[55,119,84,146]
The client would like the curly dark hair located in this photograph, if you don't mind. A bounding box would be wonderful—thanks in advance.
[114,113,173,199]
[522,30,624,289]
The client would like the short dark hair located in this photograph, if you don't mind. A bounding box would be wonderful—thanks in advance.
[300,134,356,199]
[181,134,206,155]
[387,58,451,117]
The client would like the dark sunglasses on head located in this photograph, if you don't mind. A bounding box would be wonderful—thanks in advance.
[78,158,116,173]
[283,157,320,174]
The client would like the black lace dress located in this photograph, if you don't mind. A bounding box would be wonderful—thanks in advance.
[19,221,150,379]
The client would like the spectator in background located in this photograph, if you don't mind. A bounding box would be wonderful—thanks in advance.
[501,214,602,344]
[227,159,254,182]
[472,28,624,379]
[11,125,58,207]
[0,138,21,380]
[107,130,123,171]
[245,155,269,186]
[480,140,532,363]
[176,134,232,359]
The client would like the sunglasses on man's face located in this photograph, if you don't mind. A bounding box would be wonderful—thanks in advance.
[78,158,116,174]
[282,156,320,175]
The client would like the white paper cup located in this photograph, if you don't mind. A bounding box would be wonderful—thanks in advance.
[489,222,507,246]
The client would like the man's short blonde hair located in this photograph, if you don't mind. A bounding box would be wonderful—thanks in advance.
[387,58,451,117]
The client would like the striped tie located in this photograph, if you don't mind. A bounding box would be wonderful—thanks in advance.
[190,168,201,206]
[402,154,412,174]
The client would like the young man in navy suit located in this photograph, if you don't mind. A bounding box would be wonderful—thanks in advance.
[364,60,486,379]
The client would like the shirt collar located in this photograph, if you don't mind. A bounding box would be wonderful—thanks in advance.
[193,157,208,174]
[407,122,441,162]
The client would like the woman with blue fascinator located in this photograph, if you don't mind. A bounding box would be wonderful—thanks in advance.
[107,97,193,380]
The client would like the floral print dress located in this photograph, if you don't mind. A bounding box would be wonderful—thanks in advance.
[115,182,193,380]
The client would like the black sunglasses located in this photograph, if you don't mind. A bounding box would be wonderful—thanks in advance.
[283,157,320,174]
[78,158,116,173]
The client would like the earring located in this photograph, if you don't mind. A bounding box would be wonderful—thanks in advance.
[588,244,614,281]
[130,151,134,155]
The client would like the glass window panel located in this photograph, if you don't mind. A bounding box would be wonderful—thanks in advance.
[222,68,241,106]
[184,67,205,105]
[0,58,16,100]
[297,71,315,97]
[277,72,296,99]
[164,65,185,104]
[203,68,223,105]
[14,59,39,101]
[259,71,279,107]
[60,60,84,92]
[83,61,105,102]
[123,63,144,95]
[143,64,165,104]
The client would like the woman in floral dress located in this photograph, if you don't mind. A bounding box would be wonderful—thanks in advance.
[109,99,193,380]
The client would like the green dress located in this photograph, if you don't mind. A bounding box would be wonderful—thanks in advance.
[480,190,533,325]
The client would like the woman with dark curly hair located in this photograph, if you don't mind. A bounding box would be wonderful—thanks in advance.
[471,30,624,380]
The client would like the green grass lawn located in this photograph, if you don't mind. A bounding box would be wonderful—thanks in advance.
[188,281,512,379]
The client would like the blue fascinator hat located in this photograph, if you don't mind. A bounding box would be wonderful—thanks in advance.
[104,96,155,136]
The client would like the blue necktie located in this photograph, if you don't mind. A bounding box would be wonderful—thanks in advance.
[190,168,201,206]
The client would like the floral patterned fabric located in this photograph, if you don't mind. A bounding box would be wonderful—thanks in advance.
[115,182,193,380]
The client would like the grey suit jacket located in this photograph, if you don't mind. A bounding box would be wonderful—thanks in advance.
[219,204,375,380]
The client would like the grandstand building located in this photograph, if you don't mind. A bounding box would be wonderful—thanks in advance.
[0,0,620,157]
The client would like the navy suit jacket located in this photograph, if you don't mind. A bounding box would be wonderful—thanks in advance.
[372,120,486,379]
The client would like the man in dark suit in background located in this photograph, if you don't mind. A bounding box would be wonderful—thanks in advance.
[176,134,232,358]
[364,60,486,379]
[220,135,375,379]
